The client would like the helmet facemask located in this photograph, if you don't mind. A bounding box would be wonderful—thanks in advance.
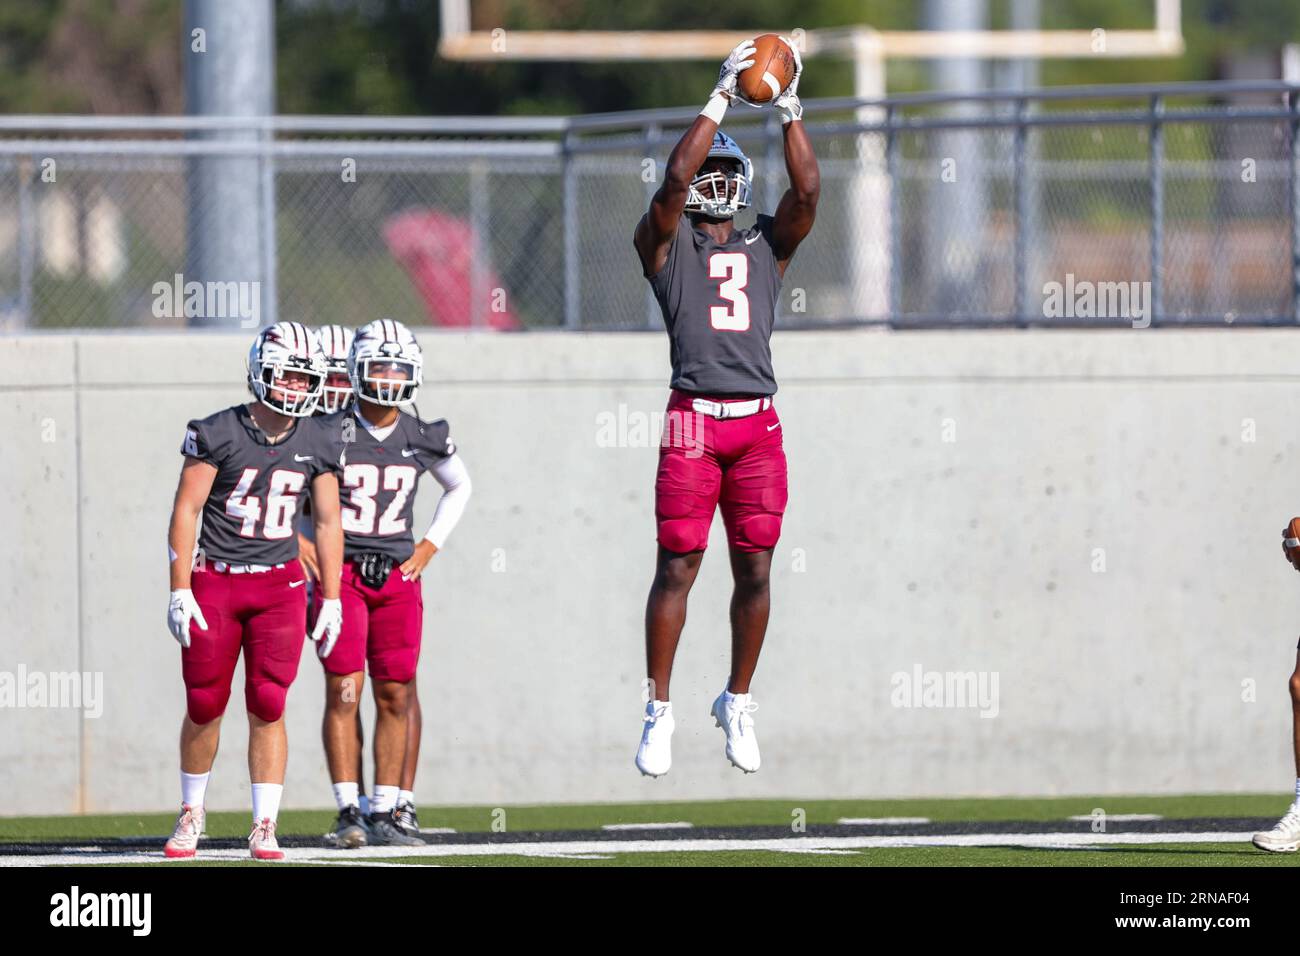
[315,324,356,414]
[252,359,324,417]
[354,357,420,406]
[319,366,354,414]
[685,159,751,220]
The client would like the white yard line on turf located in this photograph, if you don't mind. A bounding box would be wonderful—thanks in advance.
[1066,814,1163,822]
[772,848,862,855]
[838,817,931,825]
[299,860,429,867]
[1,831,1261,866]
[601,822,693,831]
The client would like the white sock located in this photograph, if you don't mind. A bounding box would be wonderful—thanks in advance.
[251,783,284,824]
[371,785,399,815]
[1293,777,1300,806]
[723,689,737,704]
[359,793,370,816]
[649,698,672,714]
[398,789,415,808]
[180,770,209,808]
[333,782,360,811]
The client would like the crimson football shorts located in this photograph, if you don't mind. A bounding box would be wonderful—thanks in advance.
[315,561,423,683]
[183,559,308,724]
[654,389,789,554]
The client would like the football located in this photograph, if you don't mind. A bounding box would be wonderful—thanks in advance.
[1284,516,1300,568]
[737,33,796,104]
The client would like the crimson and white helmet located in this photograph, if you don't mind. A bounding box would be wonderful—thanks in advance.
[246,321,326,417]
[316,324,356,413]
[348,318,423,406]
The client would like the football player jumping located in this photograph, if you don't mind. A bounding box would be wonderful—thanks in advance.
[1252,530,1300,852]
[164,321,347,860]
[631,38,818,776]
[316,319,472,847]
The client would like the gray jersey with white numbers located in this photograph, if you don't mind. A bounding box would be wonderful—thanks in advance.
[324,409,455,562]
[642,212,783,396]
[182,405,347,565]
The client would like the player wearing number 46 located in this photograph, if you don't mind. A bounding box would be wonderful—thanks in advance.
[313,319,472,849]
[631,37,818,777]
[164,321,347,861]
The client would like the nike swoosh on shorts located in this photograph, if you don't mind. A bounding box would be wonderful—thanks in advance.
[289,580,305,588]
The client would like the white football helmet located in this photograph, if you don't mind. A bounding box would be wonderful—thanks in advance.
[316,324,356,414]
[246,321,326,417]
[684,131,753,220]
[349,318,423,407]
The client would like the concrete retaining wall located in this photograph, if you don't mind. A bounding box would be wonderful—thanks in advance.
[2,328,1297,815]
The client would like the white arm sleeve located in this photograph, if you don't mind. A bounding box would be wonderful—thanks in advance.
[422,453,472,550]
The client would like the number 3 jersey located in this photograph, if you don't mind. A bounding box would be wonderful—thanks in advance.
[182,405,347,565]
[643,212,783,396]
[322,408,455,563]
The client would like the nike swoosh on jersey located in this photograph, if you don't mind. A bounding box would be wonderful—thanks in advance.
[401,448,418,457]
[289,580,305,588]
[767,422,781,431]
[745,233,761,244]
[294,454,314,461]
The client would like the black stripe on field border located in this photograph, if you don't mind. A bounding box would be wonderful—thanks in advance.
[0,815,1284,854]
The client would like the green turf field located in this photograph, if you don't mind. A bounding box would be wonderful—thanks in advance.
[3,794,1297,866]
[3,793,1294,841]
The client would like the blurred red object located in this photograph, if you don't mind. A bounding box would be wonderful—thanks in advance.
[383,210,522,330]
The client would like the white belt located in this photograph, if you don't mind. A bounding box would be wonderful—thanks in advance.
[690,396,772,420]
[211,561,286,574]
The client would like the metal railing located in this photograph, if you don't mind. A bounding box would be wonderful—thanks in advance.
[1,80,1297,331]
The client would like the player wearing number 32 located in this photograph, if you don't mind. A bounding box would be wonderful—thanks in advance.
[164,321,347,860]
[316,318,471,848]
[631,36,818,777]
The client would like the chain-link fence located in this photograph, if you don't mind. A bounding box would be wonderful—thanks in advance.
[2,81,1298,332]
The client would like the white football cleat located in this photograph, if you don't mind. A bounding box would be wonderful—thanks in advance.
[711,691,761,773]
[1252,805,1300,853]
[635,700,674,777]
[249,817,285,861]
[163,803,205,859]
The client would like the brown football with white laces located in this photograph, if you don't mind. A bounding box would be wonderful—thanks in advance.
[1283,516,1300,570]
[736,34,796,104]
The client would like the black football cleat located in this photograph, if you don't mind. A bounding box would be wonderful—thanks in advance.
[368,809,425,847]
[394,801,421,839]
[324,804,369,849]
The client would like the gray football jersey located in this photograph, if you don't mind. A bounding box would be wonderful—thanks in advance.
[326,409,455,562]
[183,406,347,565]
[643,212,783,396]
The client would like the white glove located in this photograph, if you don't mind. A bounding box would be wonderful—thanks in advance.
[167,588,208,649]
[774,36,804,124]
[312,597,343,659]
[710,38,758,107]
